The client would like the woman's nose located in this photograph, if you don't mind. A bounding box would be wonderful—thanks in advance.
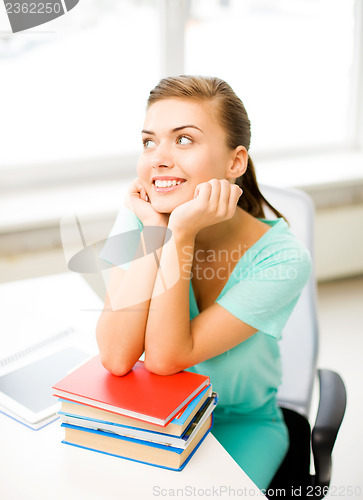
[151,142,174,169]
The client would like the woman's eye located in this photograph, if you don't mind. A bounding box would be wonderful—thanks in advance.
[143,139,156,149]
[177,135,192,145]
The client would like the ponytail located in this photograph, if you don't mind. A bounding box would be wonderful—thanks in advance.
[236,156,287,221]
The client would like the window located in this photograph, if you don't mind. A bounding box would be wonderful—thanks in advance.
[0,0,361,189]
[0,0,160,184]
[185,0,357,156]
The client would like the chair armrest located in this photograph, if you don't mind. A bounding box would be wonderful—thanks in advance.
[312,369,347,488]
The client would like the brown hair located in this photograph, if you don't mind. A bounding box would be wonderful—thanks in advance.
[147,75,285,220]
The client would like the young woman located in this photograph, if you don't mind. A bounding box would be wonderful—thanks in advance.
[96,75,312,489]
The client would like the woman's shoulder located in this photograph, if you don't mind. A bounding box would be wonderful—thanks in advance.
[240,217,312,281]
[258,217,310,254]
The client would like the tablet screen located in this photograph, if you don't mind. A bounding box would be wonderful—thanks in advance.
[0,347,89,413]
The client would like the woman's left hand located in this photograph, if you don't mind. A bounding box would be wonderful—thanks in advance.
[168,179,242,237]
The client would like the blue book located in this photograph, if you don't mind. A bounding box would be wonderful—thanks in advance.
[61,411,213,471]
[58,384,212,437]
[59,394,217,449]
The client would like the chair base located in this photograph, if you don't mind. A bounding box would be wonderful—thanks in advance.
[268,408,313,499]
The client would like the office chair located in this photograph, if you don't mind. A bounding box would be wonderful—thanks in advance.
[259,184,347,499]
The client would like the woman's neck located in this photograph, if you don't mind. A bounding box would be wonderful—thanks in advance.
[194,207,246,249]
[194,207,270,252]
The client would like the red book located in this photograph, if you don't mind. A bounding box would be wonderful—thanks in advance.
[52,356,210,427]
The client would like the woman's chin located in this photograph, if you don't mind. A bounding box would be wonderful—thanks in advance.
[149,197,181,215]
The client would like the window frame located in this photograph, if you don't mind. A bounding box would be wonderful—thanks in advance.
[2,0,362,193]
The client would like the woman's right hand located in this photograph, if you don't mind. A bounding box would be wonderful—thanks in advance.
[125,178,169,227]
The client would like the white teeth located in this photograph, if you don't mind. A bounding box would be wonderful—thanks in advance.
[154,179,183,188]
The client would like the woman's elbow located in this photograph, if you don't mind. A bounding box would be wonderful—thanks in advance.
[144,355,184,376]
[99,353,135,377]
[96,321,137,376]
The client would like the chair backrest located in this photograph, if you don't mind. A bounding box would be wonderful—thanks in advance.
[260,184,319,418]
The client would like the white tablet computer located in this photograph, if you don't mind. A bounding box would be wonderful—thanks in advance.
[0,347,89,430]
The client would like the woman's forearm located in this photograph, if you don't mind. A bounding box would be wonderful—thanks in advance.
[96,227,167,375]
[144,230,196,375]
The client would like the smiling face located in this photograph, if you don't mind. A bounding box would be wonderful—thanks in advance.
[137,98,239,214]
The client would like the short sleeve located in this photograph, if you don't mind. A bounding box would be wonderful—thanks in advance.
[216,239,312,340]
[99,205,143,270]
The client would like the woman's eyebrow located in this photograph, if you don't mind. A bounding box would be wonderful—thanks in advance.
[172,125,204,134]
[141,125,204,135]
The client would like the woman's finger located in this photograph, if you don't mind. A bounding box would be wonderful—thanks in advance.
[128,178,143,195]
[227,184,243,217]
[217,179,232,216]
[128,179,150,203]
[140,187,148,202]
[194,181,212,203]
[207,179,221,210]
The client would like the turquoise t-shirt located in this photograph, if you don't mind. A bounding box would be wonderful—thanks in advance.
[186,217,312,416]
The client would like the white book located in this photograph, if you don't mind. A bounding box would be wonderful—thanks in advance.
[59,394,217,449]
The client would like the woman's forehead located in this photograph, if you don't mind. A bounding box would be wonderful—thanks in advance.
[144,98,221,133]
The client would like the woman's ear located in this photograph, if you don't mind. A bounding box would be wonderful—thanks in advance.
[226,146,248,179]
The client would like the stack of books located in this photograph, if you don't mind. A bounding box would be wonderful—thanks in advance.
[52,356,217,471]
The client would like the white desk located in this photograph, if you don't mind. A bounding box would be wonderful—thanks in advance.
[0,273,265,499]
[0,413,265,500]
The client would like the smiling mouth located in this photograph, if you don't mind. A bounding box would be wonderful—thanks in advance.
[152,178,186,192]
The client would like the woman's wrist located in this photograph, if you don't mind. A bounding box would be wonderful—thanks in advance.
[168,220,197,242]
[141,214,169,228]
